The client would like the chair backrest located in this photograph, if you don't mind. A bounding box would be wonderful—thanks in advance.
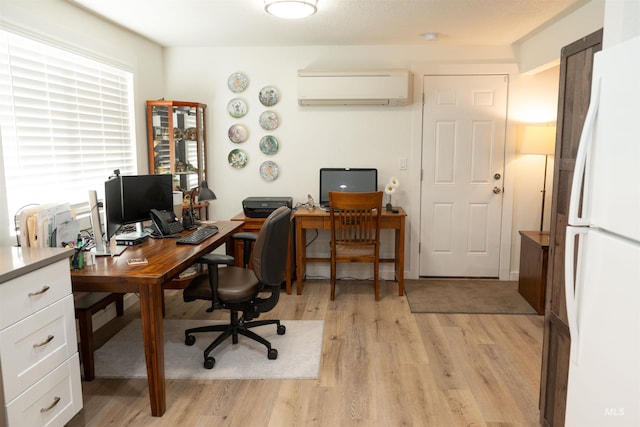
[329,191,383,250]
[251,206,291,286]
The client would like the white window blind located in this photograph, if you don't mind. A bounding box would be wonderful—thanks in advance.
[0,29,137,230]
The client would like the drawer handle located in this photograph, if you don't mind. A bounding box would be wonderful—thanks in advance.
[28,285,50,297]
[40,396,61,413]
[33,335,55,348]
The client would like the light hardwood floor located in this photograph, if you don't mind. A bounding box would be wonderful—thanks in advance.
[67,280,544,426]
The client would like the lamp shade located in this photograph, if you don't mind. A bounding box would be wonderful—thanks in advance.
[264,0,318,19]
[520,124,556,155]
[198,181,217,202]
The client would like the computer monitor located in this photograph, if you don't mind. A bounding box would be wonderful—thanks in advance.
[319,168,378,207]
[88,189,108,254]
[105,174,174,238]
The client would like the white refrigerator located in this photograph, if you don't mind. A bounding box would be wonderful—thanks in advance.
[564,34,640,426]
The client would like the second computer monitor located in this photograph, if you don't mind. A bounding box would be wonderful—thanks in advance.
[105,174,174,238]
[319,168,378,207]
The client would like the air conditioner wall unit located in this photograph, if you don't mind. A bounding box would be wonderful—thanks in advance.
[297,70,412,106]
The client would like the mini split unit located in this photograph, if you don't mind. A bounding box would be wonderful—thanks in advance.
[297,69,412,106]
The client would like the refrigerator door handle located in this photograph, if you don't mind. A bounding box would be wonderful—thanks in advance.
[565,225,588,365]
[568,77,601,226]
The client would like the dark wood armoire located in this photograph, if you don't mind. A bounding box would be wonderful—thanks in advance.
[539,28,603,426]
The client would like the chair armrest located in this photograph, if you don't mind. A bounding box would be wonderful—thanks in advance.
[232,232,258,268]
[192,253,234,312]
[197,253,235,266]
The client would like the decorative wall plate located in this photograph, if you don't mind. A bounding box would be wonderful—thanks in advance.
[259,160,279,181]
[259,110,279,130]
[227,98,248,118]
[259,135,279,155]
[227,72,248,93]
[259,86,280,106]
[228,149,248,168]
[228,124,248,143]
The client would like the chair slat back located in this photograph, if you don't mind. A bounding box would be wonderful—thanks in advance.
[329,191,383,248]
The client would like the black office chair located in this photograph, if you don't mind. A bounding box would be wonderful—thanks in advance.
[182,206,291,369]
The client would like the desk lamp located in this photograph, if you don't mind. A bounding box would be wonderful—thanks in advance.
[520,124,556,231]
[183,181,216,229]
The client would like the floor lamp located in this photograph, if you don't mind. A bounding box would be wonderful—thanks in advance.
[520,124,556,231]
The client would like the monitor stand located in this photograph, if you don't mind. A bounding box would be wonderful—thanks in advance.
[94,245,126,257]
[94,234,127,257]
[88,189,127,256]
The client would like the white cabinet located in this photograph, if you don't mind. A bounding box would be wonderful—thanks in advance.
[0,247,82,427]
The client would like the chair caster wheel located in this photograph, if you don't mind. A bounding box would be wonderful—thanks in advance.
[185,335,195,346]
[268,348,278,360]
[277,324,286,335]
[204,357,215,369]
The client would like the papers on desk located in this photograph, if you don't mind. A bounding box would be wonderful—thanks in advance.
[17,203,79,248]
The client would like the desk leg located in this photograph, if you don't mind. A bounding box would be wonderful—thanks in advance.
[396,220,405,296]
[139,283,166,417]
[296,222,305,295]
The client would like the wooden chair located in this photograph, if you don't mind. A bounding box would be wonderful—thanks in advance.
[329,191,383,301]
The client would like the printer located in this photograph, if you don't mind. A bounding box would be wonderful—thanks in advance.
[242,197,293,218]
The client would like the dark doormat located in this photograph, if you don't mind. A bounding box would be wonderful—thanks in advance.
[404,279,538,315]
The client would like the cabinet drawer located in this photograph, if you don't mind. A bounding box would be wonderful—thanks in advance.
[6,353,82,427]
[0,296,77,402]
[0,260,71,330]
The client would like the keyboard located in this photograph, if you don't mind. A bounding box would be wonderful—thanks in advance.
[176,225,219,245]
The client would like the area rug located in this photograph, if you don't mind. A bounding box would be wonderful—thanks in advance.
[404,279,538,315]
[94,319,324,379]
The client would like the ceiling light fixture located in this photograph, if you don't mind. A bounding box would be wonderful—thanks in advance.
[264,0,318,19]
[420,32,440,41]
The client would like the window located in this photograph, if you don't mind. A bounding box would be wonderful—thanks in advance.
[0,29,137,233]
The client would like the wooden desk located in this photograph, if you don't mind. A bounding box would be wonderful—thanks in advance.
[294,206,406,296]
[70,220,243,417]
[230,212,295,294]
[518,230,550,315]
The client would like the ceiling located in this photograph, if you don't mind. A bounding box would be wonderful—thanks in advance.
[67,0,587,48]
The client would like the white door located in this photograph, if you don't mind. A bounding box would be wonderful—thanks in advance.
[420,74,508,277]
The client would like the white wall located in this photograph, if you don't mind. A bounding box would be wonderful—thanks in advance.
[163,46,561,280]
[516,0,604,73]
[163,46,426,279]
[163,45,515,216]
[508,67,561,277]
[603,0,640,46]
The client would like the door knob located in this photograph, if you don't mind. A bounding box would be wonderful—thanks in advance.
[493,187,502,194]
[494,173,501,180]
